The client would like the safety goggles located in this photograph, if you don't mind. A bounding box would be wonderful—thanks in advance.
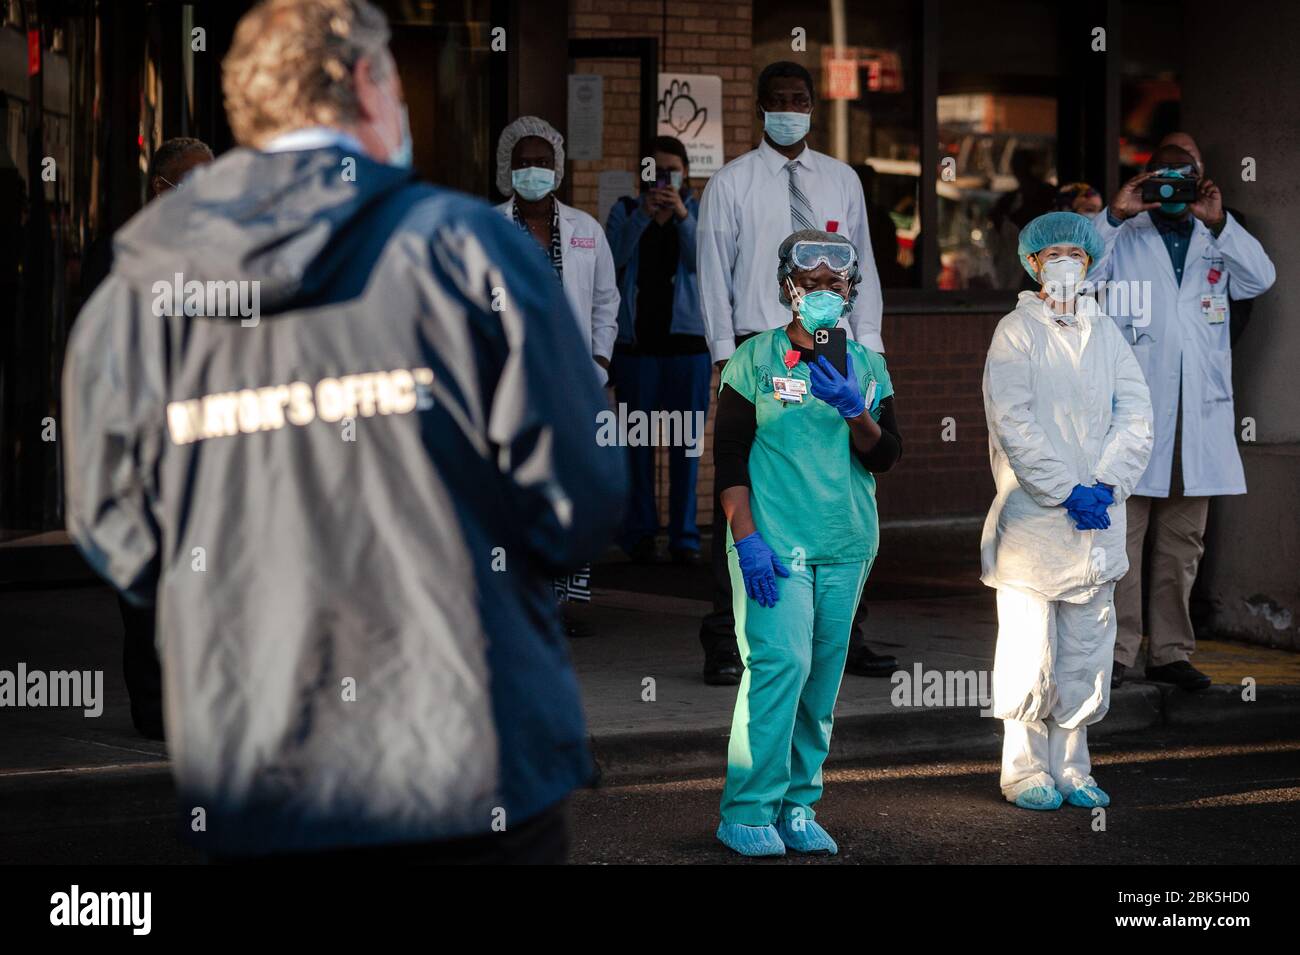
[789,240,856,274]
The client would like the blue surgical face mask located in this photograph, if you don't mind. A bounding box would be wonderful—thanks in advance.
[388,104,413,170]
[794,288,846,332]
[377,81,413,169]
[763,110,811,147]
[512,166,556,201]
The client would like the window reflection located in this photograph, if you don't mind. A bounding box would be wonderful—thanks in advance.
[938,94,1057,290]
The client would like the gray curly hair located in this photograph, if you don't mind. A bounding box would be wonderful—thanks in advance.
[777,229,861,311]
[222,0,392,148]
[496,116,565,197]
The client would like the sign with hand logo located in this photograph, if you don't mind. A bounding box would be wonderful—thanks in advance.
[657,74,724,178]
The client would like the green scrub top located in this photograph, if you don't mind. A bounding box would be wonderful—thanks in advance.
[720,326,893,565]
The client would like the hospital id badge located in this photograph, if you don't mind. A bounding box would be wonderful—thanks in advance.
[772,376,806,403]
[1201,293,1227,325]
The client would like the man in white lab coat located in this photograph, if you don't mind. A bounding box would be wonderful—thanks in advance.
[1091,139,1276,690]
[694,60,891,686]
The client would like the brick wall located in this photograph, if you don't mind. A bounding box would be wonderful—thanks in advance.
[874,312,1001,522]
[567,1,756,220]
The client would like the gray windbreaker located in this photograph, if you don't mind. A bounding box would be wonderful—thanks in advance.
[62,145,625,854]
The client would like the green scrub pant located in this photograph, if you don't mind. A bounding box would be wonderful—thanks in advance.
[720,555,871,826]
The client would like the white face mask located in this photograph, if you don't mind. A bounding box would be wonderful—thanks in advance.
[1039,257,1087,300]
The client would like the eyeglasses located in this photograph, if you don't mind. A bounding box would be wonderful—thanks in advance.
[789,240,856,273]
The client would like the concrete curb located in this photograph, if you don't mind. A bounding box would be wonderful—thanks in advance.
[590,682,1300,783]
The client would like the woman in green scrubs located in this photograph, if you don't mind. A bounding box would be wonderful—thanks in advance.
[713,229,901,857]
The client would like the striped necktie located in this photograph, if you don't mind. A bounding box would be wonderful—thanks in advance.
[786,160,816,232]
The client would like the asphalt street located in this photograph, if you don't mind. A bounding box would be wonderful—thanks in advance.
[570,727,1300,865]
[2,724,1295,865]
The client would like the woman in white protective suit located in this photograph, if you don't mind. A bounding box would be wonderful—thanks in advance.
[981,211,1154,811]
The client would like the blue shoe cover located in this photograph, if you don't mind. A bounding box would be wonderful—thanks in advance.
[777,817,839,855]
[716,822,785,857]
[1014,786,1063,810]
[1066,785,1110,808]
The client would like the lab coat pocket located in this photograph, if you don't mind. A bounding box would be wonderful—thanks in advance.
[1202,348,1234,404]
[565,241,596,287]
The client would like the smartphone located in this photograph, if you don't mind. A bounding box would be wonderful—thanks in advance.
[813,327,847,378]
[1141,176,1197,204]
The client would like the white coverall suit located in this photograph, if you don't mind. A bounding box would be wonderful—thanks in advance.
[981,291,1154,801]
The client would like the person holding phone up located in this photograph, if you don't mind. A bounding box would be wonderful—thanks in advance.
[712,230,901,857]
[604,136,711,566]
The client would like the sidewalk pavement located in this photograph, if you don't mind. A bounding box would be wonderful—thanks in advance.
[2,556,1298,789]
[571,585,1300,779]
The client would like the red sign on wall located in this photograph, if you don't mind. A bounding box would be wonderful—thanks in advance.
[825,59,859,100]
[821,46,904,98]
[28,30,41,77]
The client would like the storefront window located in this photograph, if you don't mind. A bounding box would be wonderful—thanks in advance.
[936,0,1061,291]
[1119,0,1183,180]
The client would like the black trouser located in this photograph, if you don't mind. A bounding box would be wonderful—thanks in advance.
[208,799,571,865]
[697,332,869,657]
[118,594,165,739]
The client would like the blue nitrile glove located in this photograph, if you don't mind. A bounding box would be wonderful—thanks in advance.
[1081,483,1115,529]
[1072,507,1110,531]
[1061,484,1110,531]
[809,354,866,419]
[733,531,790,608]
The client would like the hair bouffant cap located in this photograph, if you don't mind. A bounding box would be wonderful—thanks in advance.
[496,116,565,197]
[1017,211,1104,278]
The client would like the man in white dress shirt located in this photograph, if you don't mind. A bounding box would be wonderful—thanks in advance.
[695,60,895,685]
[697,61,883,362]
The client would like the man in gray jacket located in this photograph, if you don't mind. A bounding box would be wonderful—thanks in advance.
[62,0,624,863]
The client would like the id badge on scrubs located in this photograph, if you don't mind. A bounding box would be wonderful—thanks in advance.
[1201,293,1228,325]
[772,376,806,403]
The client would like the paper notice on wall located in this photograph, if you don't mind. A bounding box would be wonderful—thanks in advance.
[597,170,636,230]
[567,74,604,162]
[657,73,724,177]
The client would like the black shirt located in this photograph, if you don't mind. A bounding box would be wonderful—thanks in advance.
[619,207,708,357]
